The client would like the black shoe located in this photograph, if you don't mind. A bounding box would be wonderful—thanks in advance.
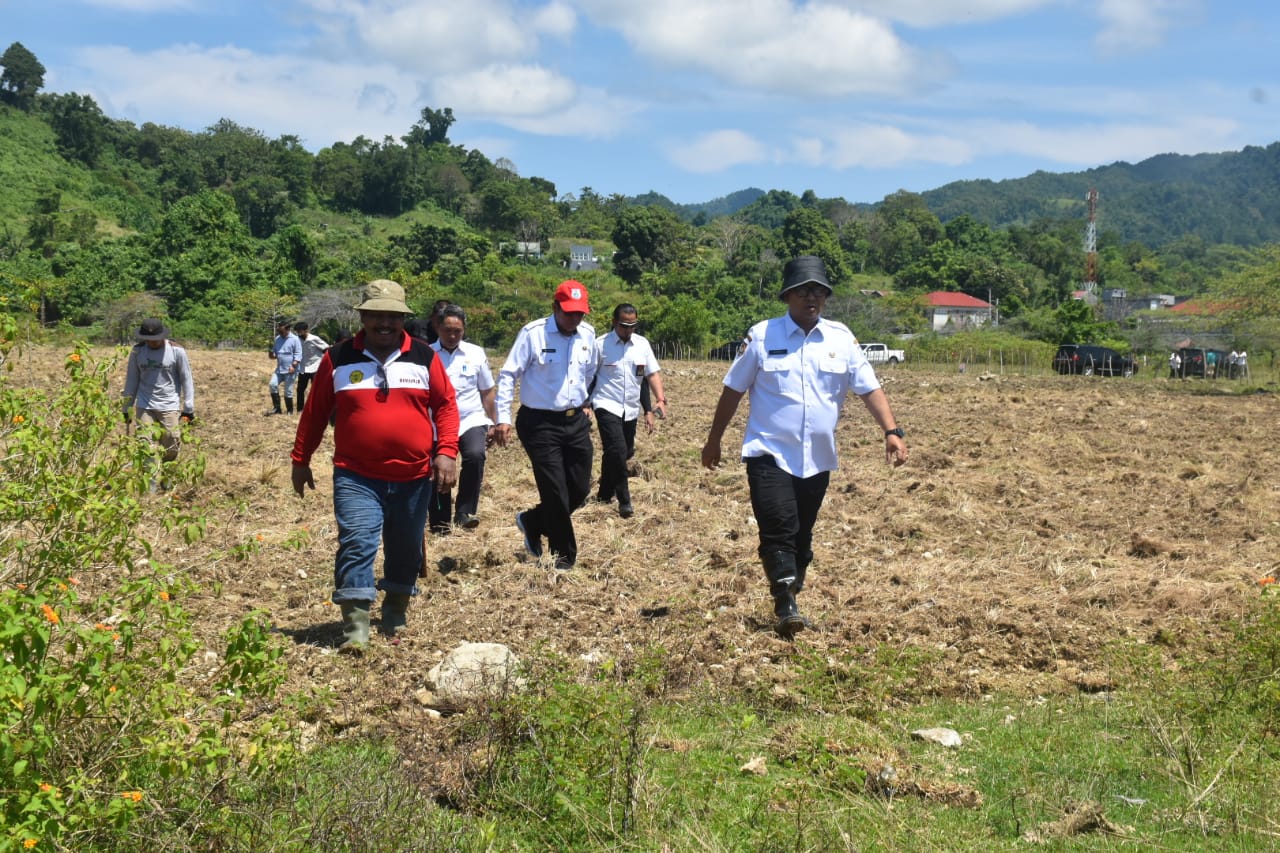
[430,523,451,536]
[516,511,542,558]
[594,493,613,504]
[456,514,480,530]
[618,503,634,519]
[264,409,281,417]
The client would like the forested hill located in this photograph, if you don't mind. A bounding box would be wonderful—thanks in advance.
[919,142,1280,248]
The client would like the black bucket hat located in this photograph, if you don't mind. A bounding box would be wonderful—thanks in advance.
[779,255,833,298]
[136,318,170,341]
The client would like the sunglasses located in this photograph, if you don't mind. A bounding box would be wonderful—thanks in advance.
[616,321,638,328]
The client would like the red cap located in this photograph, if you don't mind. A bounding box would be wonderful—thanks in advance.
[554,280,590,313]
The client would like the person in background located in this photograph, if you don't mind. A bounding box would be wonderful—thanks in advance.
[701,255,909,637]
[429,304,497,532]
[267,320,302,415]
[424,299,450,345]
[590,303,666,518]
[122,317,195,489]
[291,279,459,652]
[491,280,599,570]
[293,321,330,414]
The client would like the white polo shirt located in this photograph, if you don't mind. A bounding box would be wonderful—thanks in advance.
[431,339,495,435]
[723,313,880,478]
[495,315,598,424]
[591,330,660,421]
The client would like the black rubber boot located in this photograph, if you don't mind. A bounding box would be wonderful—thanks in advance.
[285,397,295,414]
[795,550,813,594]
[267,392,282,415]
[763,552,807,638]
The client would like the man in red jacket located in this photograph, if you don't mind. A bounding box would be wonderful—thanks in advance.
[292,279,459,653]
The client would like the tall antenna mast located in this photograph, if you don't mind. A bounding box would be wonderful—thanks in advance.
[1083,188,1098,294]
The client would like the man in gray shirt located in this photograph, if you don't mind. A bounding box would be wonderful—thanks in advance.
[122,318,195,485]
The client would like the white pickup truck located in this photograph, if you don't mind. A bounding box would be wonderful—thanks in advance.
[860,342,905,365]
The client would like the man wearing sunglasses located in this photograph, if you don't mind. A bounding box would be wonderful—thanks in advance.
[589,303,666,518]
[291,279,459,653]
[701,255,908,638]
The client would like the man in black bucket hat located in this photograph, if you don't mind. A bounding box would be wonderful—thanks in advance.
[701,255,908,637]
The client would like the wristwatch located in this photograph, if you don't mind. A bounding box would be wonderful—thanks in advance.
[884,427,905,439]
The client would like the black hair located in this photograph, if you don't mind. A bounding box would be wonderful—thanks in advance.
[439,303,467,325]
[612,303,638,322]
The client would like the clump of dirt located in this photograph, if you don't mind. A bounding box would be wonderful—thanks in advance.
[12,349,1278,730]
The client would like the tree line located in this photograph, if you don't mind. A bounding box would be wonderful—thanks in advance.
[1,41,1277,357]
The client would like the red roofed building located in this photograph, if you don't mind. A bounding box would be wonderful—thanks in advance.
[924,291,994,332]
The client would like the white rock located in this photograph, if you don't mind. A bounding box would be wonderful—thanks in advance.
[427,642,525,706]
[740,756,768,776]
[910,727,963,748]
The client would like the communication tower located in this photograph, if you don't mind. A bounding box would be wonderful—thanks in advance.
[1082,188,1098,293]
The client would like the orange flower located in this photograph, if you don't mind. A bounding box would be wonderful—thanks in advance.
[1260,576,1276,586]
[38,782,53,793]
[68,578,79,586]
[11,414,24,424]
[40,604,59,625]
[256,534,264,542]
[23,839,37,849]
[158,591,170,601]
[119,790,143,802]
[16,583,27,590]
[67,353,82,363]
[96,622,110,631]
[57,583,68,592]
[108,685,117,693]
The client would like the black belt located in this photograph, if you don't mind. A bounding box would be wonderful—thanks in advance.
[520,405,584,419]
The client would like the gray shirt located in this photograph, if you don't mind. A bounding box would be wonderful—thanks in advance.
[122,342,195,413]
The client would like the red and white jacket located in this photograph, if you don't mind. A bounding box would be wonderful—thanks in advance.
[292,331,459,482]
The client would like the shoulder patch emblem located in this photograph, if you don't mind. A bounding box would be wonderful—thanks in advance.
[350,370,364,383]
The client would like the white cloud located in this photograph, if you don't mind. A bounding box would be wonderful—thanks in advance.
[831,0,1055,28]
[74,44,420,146]
[431,64,578,117]
[1094,0,1192,54]
[532,0,578,37]
[574,0,945,97]
[494,85,642,138]
[667,129,770,172]
[343,0,537,72]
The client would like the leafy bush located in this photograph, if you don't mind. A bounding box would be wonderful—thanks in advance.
[0,320,292,850]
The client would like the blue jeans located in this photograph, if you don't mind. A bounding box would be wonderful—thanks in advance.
[270,370,298,398]
[331,468,432,603]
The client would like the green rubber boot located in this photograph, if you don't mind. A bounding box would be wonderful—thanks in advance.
[339,602,371,653]
[380,592,411,636]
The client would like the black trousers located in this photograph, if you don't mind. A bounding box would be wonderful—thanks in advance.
[296,371,314,412]
[595,409,637,504]
[516,406,593,565]
[745,456,829,563]
[429,424,488,529]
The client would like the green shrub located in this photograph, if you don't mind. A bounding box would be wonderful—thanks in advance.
[0,322,291,851]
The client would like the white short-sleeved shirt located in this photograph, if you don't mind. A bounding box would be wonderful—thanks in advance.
[591,330,660,421]
[723,314,880,478]
[431,339,495,435]
[495,315,598,424]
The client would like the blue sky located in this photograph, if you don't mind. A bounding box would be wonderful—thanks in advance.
[4,0,1276,205]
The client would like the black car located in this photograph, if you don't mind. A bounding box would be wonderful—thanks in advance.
[1176,347,1229,378]
[1053,344,1136,377]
